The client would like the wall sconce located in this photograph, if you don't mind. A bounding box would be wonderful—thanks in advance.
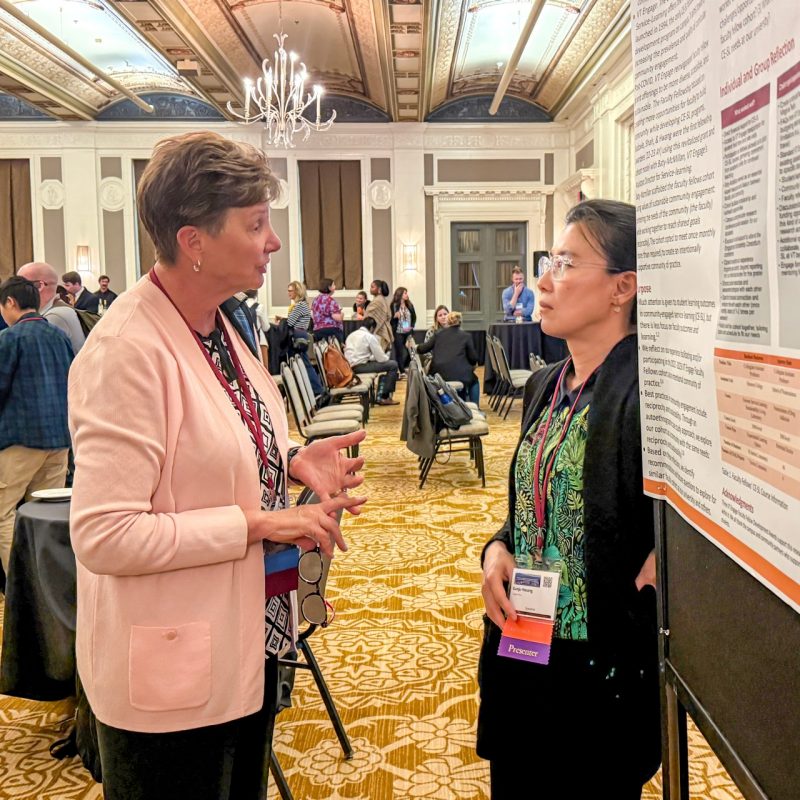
[402,244,418,272]
[76,245,91,272]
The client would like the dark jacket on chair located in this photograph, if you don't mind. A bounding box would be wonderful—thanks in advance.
[416,326,478,387]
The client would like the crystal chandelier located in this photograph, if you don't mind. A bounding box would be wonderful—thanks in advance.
[228,31,336,148]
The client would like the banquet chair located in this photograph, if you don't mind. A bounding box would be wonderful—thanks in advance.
[529,353,547,372]
[270,488,353,800]
[280,364,362,456]
[289,357,364,425]
[312,341,371,418]
[406,363,488,489]
[491,336,532,419]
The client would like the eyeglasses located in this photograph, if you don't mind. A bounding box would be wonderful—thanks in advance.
[298,547,334,627]
[537,254,617,281]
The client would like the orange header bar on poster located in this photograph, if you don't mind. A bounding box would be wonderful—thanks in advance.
[714,348,800,370]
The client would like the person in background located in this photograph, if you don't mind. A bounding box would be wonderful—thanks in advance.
[95,275,118,315]
[416,311,479,406]
[281,281,322,397]
[0,276,73,575]
[68,131,367,800]
[311,278,344,343]
[352,291,370,320]
[363,279,393,352]
[61,271,100,313]
[501,267,534,322]
[344,317,399,406]
[424,304,450,343]
[390,287,416,375]
[244,289,270,367]
[18,261,86,355]
[478,199,657,799]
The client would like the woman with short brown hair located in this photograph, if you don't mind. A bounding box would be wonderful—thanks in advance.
[70,131,366,799]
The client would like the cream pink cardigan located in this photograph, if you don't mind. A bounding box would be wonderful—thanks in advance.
[69,276,290,733]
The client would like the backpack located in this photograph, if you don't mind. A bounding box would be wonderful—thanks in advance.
[74,309,101,338]
[322,346,355,388]
[423,373,472,430]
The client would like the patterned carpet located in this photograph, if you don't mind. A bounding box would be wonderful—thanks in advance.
[0,372,743,799]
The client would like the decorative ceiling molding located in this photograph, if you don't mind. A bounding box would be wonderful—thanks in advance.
[429,0,462,110]
[533,0,626,110]
[347,0,389,110]
[0,0,630,123]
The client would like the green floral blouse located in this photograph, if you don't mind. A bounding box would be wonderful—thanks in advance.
[513,401,590,640]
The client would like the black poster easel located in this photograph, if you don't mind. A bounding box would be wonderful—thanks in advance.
[655,500,800,799]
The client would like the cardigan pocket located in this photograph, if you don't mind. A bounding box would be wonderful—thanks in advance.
[129,622,212,711]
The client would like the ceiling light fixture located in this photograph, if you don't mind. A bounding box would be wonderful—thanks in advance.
[227,0,335,148]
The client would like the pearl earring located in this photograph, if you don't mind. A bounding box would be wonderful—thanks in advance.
[192,260,201,273]
[613,305,621,313]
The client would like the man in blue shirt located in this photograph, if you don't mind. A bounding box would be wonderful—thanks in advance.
[501,267,535,321]
[0,276,74,575]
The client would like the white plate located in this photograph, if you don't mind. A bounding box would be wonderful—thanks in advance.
[31,488,72,502]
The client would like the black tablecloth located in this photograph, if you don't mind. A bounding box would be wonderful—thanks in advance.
[0,500,75,700]
[484,322,568,390]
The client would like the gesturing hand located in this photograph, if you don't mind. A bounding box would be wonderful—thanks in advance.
[288,431,367,506]
[245,494,366,556]
[481,541,517,629]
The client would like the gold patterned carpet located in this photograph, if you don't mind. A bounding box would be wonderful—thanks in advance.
[0,373,743,799]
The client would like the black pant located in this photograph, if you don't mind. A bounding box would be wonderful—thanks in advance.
[489,759,645,799]
[392,331,412,372]
[95,657,279,800]
[353,359,398,398]
[313,326,344,344]
[478,629,660,797]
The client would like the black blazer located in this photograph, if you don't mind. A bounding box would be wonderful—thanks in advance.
[74,289,99,313]
[476,335,660,770]
[416,325,477,386]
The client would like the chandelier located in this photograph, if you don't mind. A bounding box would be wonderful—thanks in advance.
[228,31,336,148]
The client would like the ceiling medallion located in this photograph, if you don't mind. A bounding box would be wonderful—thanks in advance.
[228,31,336,149]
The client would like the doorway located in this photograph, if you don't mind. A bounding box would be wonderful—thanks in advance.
[450,222,526,330]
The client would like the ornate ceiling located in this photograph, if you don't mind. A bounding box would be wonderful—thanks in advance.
[0,0,628,122]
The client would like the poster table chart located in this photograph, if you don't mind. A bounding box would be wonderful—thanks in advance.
[715,349,800,500]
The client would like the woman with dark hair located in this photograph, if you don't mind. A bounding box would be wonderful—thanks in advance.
[477,199,657,799]
[311,277,344,343]
[68,131,366,799]
[389,286,416,374]
[416,311,479,405]
[363,279,393,352]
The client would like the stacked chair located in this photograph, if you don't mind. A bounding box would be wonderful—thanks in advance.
[485,335,532,419]
[280,362,362,456]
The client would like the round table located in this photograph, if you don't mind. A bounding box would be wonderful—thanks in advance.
[0,500,75,700]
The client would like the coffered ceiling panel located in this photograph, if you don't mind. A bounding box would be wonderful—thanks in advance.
[0,0,629,123]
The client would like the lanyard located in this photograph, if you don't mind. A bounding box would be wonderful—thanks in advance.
[532,358,595,545]
[149,269,273,488]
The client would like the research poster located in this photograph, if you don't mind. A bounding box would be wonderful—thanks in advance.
[632,0,800,612]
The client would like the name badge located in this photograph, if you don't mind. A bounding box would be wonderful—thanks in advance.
[508,567,560,620]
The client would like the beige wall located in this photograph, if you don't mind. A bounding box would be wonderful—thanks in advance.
[0,35,634,325]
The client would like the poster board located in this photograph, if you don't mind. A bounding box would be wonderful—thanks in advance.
[631,1,800,797]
